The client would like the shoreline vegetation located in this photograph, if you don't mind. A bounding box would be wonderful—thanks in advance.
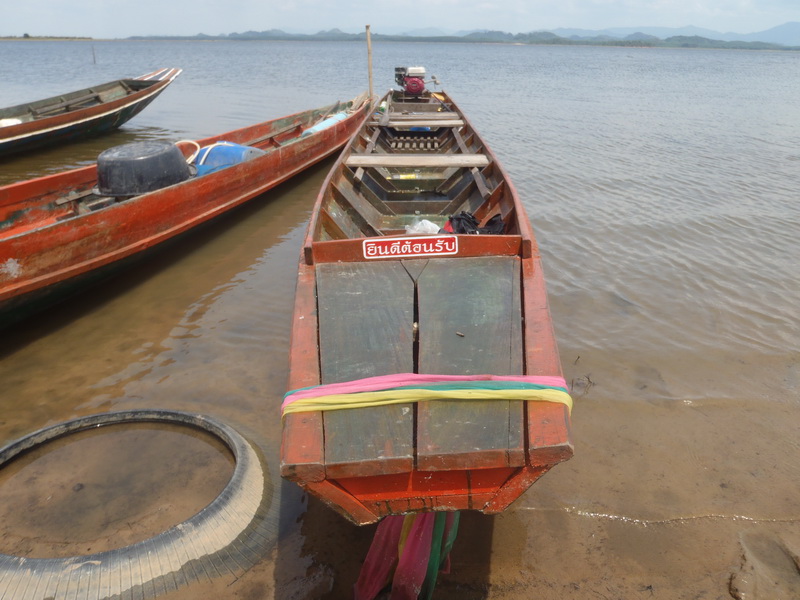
[3,29,798,50]
[1,35,91,41]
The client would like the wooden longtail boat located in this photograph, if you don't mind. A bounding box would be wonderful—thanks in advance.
[0,94,373,327]
[281,68,573,526]
[0,68,182,157]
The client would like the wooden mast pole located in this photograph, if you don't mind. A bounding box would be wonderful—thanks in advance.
[366,24,374,99]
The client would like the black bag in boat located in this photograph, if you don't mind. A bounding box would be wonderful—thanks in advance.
[445,211,505,235]
[446,211,479,234]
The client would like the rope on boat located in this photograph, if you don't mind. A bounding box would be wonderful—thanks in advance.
[175,139,201,163]
[282,373,573,416]
[285,373,572,597]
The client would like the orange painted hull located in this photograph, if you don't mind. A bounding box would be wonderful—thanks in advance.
[282,89,572,525]
[0,95,373,327]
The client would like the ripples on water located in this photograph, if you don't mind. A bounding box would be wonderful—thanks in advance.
[1,40,799,598]
[0,39,796,452]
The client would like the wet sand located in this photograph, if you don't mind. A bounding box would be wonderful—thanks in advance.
[132,390,800,600]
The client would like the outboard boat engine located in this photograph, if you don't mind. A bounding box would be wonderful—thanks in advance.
[395,66,427,95]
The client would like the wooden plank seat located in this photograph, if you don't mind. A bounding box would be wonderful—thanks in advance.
[389,111,462,120]
[346,154,489,169]
[370,119,466,129]
[315,256,524,480]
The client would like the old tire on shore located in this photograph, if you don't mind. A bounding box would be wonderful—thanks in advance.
[0,409,273,600]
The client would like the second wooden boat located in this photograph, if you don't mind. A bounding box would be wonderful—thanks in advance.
[0,68,182,157]
[0,94,373,328]
[281,68,573,526]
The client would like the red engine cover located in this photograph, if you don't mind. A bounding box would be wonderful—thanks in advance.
[403,76,425,95]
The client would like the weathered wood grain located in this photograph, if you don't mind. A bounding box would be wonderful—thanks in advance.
[317,261,416,478]
[416,256,525,471]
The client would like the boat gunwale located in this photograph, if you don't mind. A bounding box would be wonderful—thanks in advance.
[0,95,374,307]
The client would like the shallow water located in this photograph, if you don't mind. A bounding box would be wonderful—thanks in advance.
[0,40,798,599]
[0,423,234,558]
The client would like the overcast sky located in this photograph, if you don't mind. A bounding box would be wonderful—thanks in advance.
[4,0,799,39]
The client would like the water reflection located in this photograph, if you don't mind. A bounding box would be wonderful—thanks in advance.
[0,126,177,185]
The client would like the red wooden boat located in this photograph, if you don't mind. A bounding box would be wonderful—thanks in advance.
[281,68,573,526]
[0,94,373,327]
[0,68,182,157]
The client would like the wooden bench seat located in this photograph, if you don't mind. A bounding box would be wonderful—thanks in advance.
[370,119,466,129]
[346,154,489,169]
[390,111,461,120]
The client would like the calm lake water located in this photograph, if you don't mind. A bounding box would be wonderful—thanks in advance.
[0,40,798,599]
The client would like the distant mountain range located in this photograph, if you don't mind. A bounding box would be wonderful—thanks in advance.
[553,22,800,46]
[130,22,800,48]
[398,22,800,47]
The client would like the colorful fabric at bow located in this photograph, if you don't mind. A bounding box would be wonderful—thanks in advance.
[354,512,460,600]
[282,373,572,416]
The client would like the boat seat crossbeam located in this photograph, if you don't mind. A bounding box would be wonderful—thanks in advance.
[390,111,461,120]
[374,120,466,129]
[345,154,490,169]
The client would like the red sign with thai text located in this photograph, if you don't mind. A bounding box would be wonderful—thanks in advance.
[362,235,459,259]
